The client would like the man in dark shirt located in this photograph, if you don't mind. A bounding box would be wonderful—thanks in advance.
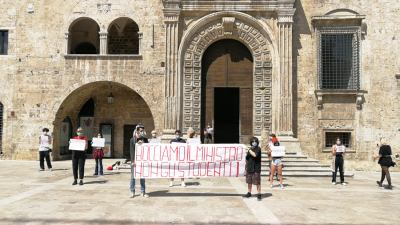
[129,124,149,198]
[169,130,186,187]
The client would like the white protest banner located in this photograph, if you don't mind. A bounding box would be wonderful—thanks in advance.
[271,145,285,157]
[69,139,87,151]
[336,145,346,153]
[133,143,247,179]
[92,138,105,148]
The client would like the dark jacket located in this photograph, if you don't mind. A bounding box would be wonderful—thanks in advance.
[170,138,186,143]
[130,136,148,162]
[245,146,262,173]
[378,145,393,167]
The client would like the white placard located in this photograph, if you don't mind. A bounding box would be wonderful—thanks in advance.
[69,139,87,151]
[271,146,285,157]
[149,138,161,144]
[336,145,346,153]
[92,138,105,148]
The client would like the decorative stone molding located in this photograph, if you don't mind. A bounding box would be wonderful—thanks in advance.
[181,18,273,135]
[222,17,235,34]
[97,3,111,14]
[315,90,367,110]
[99,32,108,55]
[64,32,69,55]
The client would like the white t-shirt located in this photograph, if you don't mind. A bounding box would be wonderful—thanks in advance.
[39,135,52,151]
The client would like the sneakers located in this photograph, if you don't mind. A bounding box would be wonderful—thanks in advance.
[49,168,52,172]
[93,173,98,176]
[243,192,251,198]
[332,182,336,185]
[280,184,285,189]
[386,185,393,190]
[257,194,262,201]
[79,180,84,185]
[181,181,186,187]
[72,180,78,185]
[130,191,135,198]
[39,169,45,172]
[169,181,173,187]
[376,181,383,187]
[341,182,346,186]
[141,193,149,198]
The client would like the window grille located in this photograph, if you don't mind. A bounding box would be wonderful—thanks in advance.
[325,132,351,148]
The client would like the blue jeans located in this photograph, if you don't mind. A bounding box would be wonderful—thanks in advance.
[130,166,145,193]
[94,158,103,175]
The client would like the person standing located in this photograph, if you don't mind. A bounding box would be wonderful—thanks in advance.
[39,128,52,171]
[203,129,213,144]
[331,138,346,185]
[149,130,161,144]
[243,137,262,201]
[170,129,186,187]
[130,124,149,198]
[375,138,394,189]
[92,133,104,176]
[71,127,88,185]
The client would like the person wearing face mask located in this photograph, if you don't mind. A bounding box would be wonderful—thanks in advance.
[149,130,161,144]
[243,137,262,201]
[71,127,88,185]
[170,130,186,187]
[39,128,52,171]
[331,138,346,185]
[92,133,104,176]
[130,124,149,198]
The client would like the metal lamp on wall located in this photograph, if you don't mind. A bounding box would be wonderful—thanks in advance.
[107,93,114,104]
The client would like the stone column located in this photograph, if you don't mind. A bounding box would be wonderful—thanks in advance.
[138,32,143,55]
[277,11,295,138]
[64,32,69,54]
[162,2,181,140]
[99,32,108,55]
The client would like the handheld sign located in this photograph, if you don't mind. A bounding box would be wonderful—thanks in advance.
[92,138,105,148]
[271,146,285,157]
[149,138,161,144]
[336,145,346,153]
[69,139,87,151]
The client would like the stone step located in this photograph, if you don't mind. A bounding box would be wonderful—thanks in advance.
[261,167,332,172]
[261,171,354,177]
[262,164,330,168]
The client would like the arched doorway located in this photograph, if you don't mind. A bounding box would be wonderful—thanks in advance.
[108,17,140,54]
[201,39,253,143]
[53,82,154,159]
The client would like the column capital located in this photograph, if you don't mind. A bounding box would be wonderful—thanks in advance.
[277,9,295,24]
[64,32,69,39]
[99,32,108,38]
[138,32,143,39]
[163,0,181,23]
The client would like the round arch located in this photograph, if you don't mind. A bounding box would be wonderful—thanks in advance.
[52,81,155,159]
[107,17,140,54]
[68,17,100,54]
[178,11,276,136]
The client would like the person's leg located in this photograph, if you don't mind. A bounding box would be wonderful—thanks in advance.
[333,157,339,183]
[380,166,386,183]
[78,155,85,181]
[247,183,252,193]
[383,167,392,187]
[39,151,45,170]
[278,164,283,185]
[99,158,103,175]
[45,151,52,169]
[270,165,276,186]
[72,156,78,181]
[130,166,136,193]
[339,157,344,184]
[268,161,271,181]
[94,158,99,175]
[140,178,146,193]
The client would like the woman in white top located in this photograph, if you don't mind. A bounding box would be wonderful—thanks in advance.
[39,128,52,171]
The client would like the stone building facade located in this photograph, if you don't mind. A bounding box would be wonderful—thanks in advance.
[0,0,399,164]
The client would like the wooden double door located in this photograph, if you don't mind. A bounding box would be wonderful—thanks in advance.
[201,39,253,143]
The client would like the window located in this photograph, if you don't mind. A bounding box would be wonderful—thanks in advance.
[108,17,139,54]
[318,27,360,90]
[0,31,8,55]
[325,132,351,148]
[68,18,100,54]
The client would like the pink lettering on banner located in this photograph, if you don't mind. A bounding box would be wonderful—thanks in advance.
[134,143,246,179]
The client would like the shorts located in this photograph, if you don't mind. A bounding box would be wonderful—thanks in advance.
[272,158,283,166]
[246,172,261,185]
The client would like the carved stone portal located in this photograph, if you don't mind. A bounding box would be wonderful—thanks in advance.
[181,17,273,136]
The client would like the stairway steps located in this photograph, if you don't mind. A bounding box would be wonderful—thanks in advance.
[261,171,354,177]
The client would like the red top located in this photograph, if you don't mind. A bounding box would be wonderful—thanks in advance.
[271,137,279,144]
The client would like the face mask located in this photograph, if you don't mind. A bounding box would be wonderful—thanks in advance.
[175,135,180,139]
[336,141,341,145]
[77,132,83,136]
[252,142,257,147]
[140,131,145,137]
[43,132,47,135]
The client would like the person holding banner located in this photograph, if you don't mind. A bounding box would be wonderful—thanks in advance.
[92,133,104,176]
[203,129,213,144]
[243,137,262,201]
[130,125,149,198]
[331,138,346,185]
[149,130,161,144]
[71,127,88,185]
[38,128,52,171]
[269,135,285,189]
[169,129,186,187]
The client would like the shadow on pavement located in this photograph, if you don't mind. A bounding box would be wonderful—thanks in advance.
[149,190,273,198]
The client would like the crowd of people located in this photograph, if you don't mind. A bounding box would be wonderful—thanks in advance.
[37,125,396,201]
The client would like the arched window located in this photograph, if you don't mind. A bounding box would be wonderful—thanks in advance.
[108,17,139,54]
[0,102,3,154]
[69,18,100,54]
